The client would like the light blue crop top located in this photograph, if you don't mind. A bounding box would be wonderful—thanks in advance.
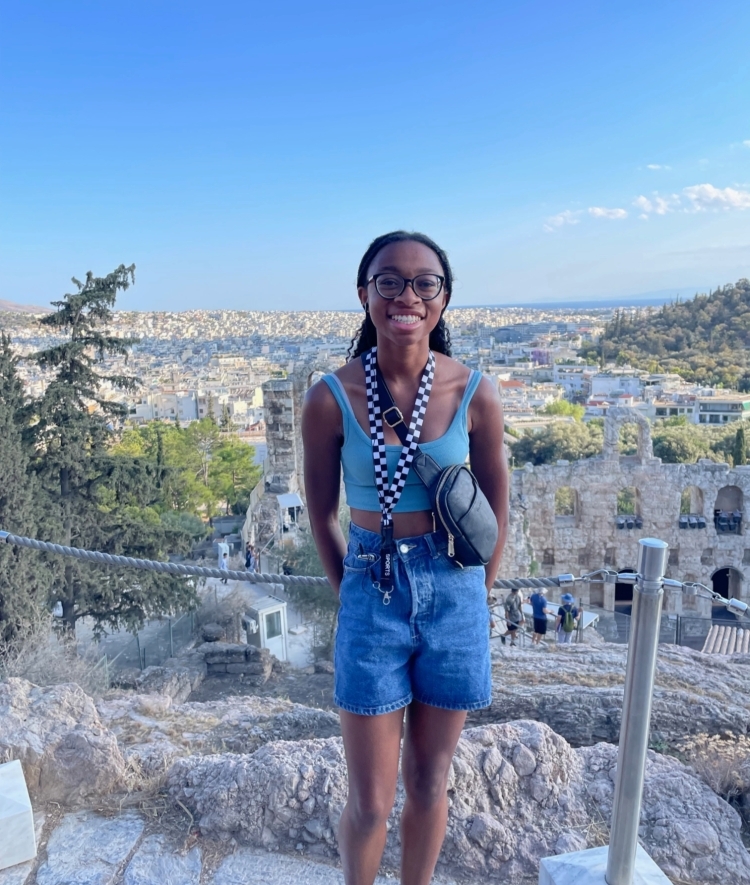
[322,370,482,512]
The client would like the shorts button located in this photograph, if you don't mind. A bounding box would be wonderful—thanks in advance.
[399,544,409,554]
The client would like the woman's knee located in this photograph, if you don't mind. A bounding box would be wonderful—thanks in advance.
[402,761,450,809]
[345,789,395,832]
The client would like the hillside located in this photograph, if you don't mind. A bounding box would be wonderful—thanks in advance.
[582,277,750,388]
[0,298,49,314]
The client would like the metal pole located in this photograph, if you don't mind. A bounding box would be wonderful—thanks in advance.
[606,538,668,885]
[169,619,174,658]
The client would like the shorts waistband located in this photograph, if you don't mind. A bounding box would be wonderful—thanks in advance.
[348,521,448,560]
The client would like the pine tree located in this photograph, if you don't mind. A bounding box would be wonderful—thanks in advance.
[28,266,197,635]
[0,334,52,642]
[734,424,747,467]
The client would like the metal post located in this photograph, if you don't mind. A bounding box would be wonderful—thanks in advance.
[606,538,668,885]
[169,619,174,658]
[136,633,143,671]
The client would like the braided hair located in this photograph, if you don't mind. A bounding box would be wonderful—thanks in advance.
[347,231,454,360]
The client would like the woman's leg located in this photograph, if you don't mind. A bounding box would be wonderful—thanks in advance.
[400,701,467,885]
[338,708,405,885]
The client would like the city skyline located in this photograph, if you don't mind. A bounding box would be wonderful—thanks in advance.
[1,1,748,311]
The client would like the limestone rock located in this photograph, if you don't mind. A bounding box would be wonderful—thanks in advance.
[168,720,750,883]
[35,811,144,885]
[123,834,201,885]
[135,667,193,704]
[201,623,225,642]
[0,679,125,804]
[472,642,750,746]
[97,693,340,775]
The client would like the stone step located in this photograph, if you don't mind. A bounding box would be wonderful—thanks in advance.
[0,811,463,885]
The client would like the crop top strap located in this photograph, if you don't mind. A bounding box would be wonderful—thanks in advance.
[459,370,482,431]
[321,374,354,439]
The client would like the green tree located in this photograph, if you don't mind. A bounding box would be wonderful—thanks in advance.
[27,266,197,634]
[220,403,233,431]
[541,400,585,421]
[734,424,748,466]
[208,438,261,514]
[509,422,603,466]
[187,417,221,490]
[0,335,53,643]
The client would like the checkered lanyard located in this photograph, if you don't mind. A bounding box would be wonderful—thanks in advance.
[364,347,435,598]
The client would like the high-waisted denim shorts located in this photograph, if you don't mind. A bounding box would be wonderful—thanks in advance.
[334,523,492,716]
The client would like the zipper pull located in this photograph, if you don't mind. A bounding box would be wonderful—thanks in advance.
[448,533,455,558]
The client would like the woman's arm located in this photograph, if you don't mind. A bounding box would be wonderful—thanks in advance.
[301,380,348,594]
[468,375,510,592]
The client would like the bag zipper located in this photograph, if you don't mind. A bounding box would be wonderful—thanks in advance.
[434,469,459,562]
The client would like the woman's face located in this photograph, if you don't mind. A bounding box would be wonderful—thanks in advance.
[358,240,448,349]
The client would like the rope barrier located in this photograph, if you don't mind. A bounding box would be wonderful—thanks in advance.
[2,528,747,614]
[0,529,570,591]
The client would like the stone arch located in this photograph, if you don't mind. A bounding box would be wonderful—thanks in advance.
[554,486,580,525]
[680,486,704,516]
[615,565,638,605]
[602,407,653,461]
[714,486,743,534]
[711,566,744,613]
[617,486,640,516]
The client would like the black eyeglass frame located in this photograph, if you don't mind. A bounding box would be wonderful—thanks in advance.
[366,272,445,301]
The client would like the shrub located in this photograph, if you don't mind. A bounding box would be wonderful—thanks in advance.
[675,733,750,802]
[0,608,110,697]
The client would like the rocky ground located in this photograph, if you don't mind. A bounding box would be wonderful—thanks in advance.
[3,634,750,884]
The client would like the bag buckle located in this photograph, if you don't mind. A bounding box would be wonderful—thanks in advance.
[382,406,404,428]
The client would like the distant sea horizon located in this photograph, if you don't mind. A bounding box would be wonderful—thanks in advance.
[0,285,716,314]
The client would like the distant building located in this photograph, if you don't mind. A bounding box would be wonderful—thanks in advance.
[695,394,750,425]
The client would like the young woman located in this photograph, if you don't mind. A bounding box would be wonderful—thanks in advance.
[302,231,509,885]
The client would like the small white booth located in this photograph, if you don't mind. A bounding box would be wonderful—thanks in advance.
[245,595,288,662]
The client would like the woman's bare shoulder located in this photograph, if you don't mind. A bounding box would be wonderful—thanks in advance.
[434,352,472,385]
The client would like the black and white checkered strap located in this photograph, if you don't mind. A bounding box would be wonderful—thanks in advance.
[364,347,435,525]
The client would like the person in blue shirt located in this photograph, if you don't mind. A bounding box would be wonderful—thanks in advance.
[527,591,548,645]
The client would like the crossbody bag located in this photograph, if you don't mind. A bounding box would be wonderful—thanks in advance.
[363,349,498,574]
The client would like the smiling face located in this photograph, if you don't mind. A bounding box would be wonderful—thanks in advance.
[357,239,448,350]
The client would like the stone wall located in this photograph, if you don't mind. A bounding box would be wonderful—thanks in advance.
[196,642,274,685]
[502,408,750,615]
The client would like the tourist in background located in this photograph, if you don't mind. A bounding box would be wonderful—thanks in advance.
[503,587,525,647]
[302,231,509,885]
[527,589,548,645]
[555,593,579,643]
[245,542,256,573]
[219,551,229,584]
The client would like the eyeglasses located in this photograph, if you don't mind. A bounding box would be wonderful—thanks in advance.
[367,273,445,301]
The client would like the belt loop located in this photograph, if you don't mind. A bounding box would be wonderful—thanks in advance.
[425,532,439,559]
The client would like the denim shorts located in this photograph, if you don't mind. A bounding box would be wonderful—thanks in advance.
[334,523,492,716]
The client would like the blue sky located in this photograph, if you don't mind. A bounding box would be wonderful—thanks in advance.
[2,0,749,311]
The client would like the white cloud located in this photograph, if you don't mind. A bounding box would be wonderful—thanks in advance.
[743,140,750,148]
[588,206,628,219]
[633,193,680,216]
[543,210,582,232]
[646,164,671,170]
[683,183,750,211]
